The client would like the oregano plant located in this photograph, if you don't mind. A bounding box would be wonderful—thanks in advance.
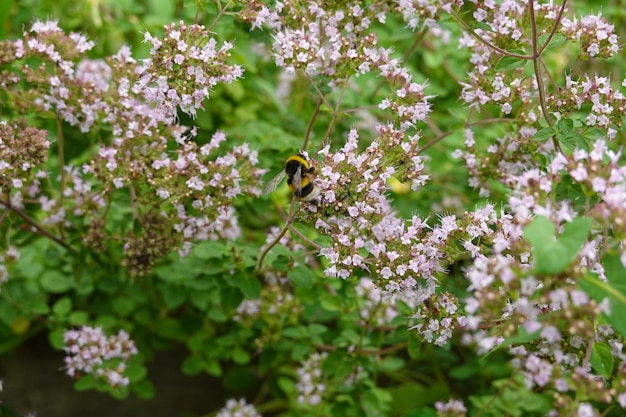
[1,1,626,416]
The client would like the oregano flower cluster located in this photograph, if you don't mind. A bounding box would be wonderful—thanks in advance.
[63,326,138,388]
[1,20,264,276]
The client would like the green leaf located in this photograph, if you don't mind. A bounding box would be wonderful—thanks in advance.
[362,387,392,416]
[187,331,210,352]
[524,216,555,247]
[337,329,361,346]
[162,285,186,309]
[556,118,574,134]
[498,326,541,349]
[112,297,136,316]
[16,253,44,279]
[204,359,222,376]
[277,376,296,395]
[147,0,175,20]
[533,127,554,142]
[207,308,228,322]
[559,217,593,252]
[579,254,626,337]
[0,0,14,38]
[483,325,541,358]
[388,383,448,414]
[220,287,244,311]
[473,22,494,32]
[30,300,51,315]
[590,342,613,379]
[235,274,262,299]
[538,33,566,49]
[48,326,65,349]
[40,271,72,293]
[290,342,311,361]
[449,364,477,380]
[379,357,405,371]
[524,216,592,274]
[155,318,183,339]
[407,334,422,359]
[603,252,625,278]
[282,326,307,338]
[308,323,328,336]
[518,392,551,413]
[494,55,528,71]
[132,379,155,399]
[74,375,96,391]
[95,314,118,329]
[68,311,90,325]
[320,292,342,311]
[232,347,251,364]
[109,386,130,399]
[52,297,73,317]
[559,132,590,152]
[193,241,227,260]
[288,265,313,288]
[189,290,211,310]
[125,363,148,381]
[182,355,204,375]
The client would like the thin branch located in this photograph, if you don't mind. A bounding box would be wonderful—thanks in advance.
[475,377,516,417]
[342,105,380,114]
[419,118,517,156]
[255,198,298,272]
[0,207,9,225]
[368,28,427,101]
[312,342,407,356]
[317,76,350,153]
[582,325,595,370]
[302,98,322,151]
[270,203,321,267]
[449,9,533,60]
[528,0,563,154]
[540,57,559,93]
[537,0,568,57]
[55,117,65,203]
[207,0,233,33]
[0,199,76,254]
[288,224,322,251]
[467,117,516,127]
[303,71,334,114]
[129,183,139,220]
[425,119,443,138]
[55,116,66,240]
[417,131,454,155]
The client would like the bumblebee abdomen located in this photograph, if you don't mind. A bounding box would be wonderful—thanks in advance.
[289,176,314,197]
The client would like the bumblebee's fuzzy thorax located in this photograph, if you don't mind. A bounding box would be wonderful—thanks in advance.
[263,152,320,201]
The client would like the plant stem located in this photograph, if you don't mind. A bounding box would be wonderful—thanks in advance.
[0,199,76,253]
[302,98,322,151]
[528,0,563,154]
[255,197,298,272]
[449,9,532,59]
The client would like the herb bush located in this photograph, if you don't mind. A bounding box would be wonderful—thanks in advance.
[1,0,626,416]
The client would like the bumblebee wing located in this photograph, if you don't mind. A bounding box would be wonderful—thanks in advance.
[292,165,303,193]
[262,171,286,196]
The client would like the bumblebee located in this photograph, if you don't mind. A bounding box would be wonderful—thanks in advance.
[263,152,320,201]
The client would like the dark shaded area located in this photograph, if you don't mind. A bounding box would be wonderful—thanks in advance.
[0,334,227,417]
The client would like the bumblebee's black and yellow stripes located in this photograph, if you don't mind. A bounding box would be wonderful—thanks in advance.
[285,154,312,176]
[285,153,319,201]
[263,152,320,201]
